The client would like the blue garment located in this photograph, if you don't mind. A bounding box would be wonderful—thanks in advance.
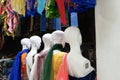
[26,0,37,16]
[9,49,29,80]
[66,0,96,13]
[37,0,46,15]
[70,12,78,27]
[53,18,61,30]
[69,70,96,80]
[40,11,46,32]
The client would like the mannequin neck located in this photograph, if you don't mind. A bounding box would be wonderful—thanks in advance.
[69,42,82,56]
[29,44,38,54]
[53,41,64,48]
[44,43,51,50]
[22,45,28,50]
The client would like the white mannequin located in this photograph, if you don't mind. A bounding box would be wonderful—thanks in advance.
[26,35,41,79]
[64,27,94,78]
[51,30,65,54]
[20,38,31,50]
[48,30,66,80]
[42,33,52,51]
[20,38,31,80]
[29,33,52,80]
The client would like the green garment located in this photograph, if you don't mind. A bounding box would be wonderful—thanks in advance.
[45,0,60,18]
[43,44,63,80]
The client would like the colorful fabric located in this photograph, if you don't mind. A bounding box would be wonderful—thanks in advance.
[0,0,7,36]
[30,49,49,80]
[21,53,28,80]
[37,0,46,15]
[53,18,61,30]
[51,52,66,80]
[45,0,60,18]
[9,49,29,80]
[26,0,37,16]
[0,2,4,15]
[65,0,96,13]
[56,54,69,80]
[70,12,78,27]
[57,54,96,80]
[10,0,26,16]
[43,44,63,80]
[4,0,18,37]
[40,11,46,32]
[56,0,67,25]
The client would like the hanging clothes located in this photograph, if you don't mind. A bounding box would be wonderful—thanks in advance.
[10,0,26,16]
[56,0,67,25]
[37,0,46,15]
[0,1,4,15]
[43,44,63,80]
[26,0,38,16]
[0,0,7,36]
[65,0,96,13]
[9,49,29,80]
[53,18,61,30]
[40,11,46,32]
[14,15,21,37]
[45,0,60,18]
[3,0,19,38]
[70,12,78,27]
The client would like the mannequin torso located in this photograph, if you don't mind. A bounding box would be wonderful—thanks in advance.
[67,43,93,77]
[26,35,41,79]
[51,30,66,80]
[29,33,52,80]
[64,27,94,78]
[43,30,66,80]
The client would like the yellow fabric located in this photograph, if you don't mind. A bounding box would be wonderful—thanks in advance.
[2,11,15,38]
[51,52,66,80]
[10,0,25,16]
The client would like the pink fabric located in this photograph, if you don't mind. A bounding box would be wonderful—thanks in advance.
[30,50,49,80]
[5,0,18,33]
[56,54,69,80]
